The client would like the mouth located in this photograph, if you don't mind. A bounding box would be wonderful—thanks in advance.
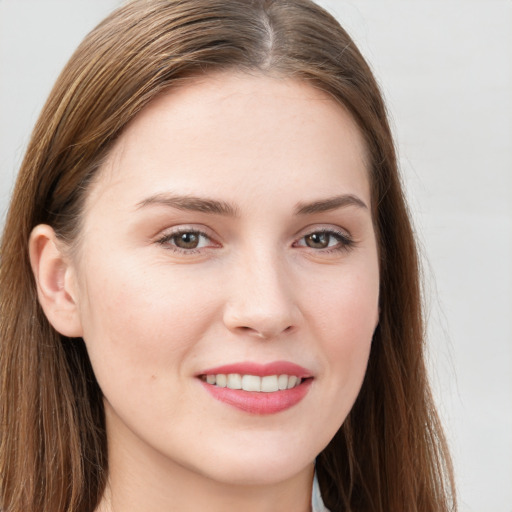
[199,373,305,392]
[197,361,313,415]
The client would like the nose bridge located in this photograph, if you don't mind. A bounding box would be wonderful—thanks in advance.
[223,245,300,338]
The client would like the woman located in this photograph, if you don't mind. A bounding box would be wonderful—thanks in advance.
[0,1,456,511]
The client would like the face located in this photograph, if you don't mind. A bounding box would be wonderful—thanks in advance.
[70,73,379,487]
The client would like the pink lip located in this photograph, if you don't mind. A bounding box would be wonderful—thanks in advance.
[197,360,313,415]
[199,360,312,378]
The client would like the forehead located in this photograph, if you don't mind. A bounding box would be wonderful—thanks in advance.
[85,72,370,214]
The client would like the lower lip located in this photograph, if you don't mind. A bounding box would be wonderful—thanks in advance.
[200,379,312,415]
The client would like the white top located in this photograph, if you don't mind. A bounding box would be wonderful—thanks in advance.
[312,471,331,512]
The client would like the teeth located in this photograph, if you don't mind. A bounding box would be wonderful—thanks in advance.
[242,374,261,392]
[227,373,242,389]
[278,374,288,390]
[261,375,278,392]
[203,374,303,392]
[287,375,298,389]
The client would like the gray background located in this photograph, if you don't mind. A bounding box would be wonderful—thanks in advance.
[1,1,511,510]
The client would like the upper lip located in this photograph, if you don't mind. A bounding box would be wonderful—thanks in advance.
[198,360,313,378]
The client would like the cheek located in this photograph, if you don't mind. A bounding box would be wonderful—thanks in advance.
[75,255,222,380]
[311,261,379,339]
[325,294,376,378]
[309,265,378,398]
[74,261,225,430]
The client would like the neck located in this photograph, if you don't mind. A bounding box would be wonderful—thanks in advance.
[97,472,314,512]
[95,413,315,512]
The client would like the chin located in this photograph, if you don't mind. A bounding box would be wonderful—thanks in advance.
[186,438,317,487]
[203,458,313,487]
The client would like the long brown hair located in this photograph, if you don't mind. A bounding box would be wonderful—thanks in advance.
[0,1,456,510]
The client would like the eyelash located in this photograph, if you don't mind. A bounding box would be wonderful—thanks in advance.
[293,229,355,253]
[157,229,215,254]
[156,228,354,255]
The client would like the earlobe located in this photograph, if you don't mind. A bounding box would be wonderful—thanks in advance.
[29,224,83,337]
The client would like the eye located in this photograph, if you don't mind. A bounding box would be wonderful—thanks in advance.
[304,232,334,249]
[295,229,354,252]
[172,231,204,249]
[157,229,215,252]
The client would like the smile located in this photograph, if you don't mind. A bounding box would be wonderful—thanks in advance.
[198,361,313,414]
[200,373,302,392]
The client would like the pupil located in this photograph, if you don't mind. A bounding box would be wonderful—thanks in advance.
[306,233,329,248]
[176,232,199,249]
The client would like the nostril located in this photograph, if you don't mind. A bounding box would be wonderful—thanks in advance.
[235,324,295,339]
[237,326,265,337]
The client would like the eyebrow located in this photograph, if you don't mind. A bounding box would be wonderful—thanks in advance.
[294,194,368,215]
[136,194,239,216]
[136,193,368,217]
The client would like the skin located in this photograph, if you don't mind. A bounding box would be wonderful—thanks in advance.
[30,73,380,512]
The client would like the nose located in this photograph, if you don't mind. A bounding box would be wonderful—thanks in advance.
[222,252,301,339]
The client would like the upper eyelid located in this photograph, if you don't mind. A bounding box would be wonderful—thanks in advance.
[156,224,216,239]
[154,224,353,244]
[295,224,352,239]
[157,224,351,236]
[293,225,355,248]
[294,229,352,245]
[155,227,218,249]
[156,230,220,255]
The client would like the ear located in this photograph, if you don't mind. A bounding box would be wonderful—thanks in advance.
[29,224,83,337]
